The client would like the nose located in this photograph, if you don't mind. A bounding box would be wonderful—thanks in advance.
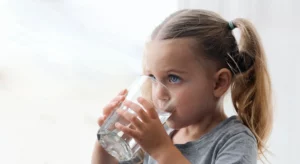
[153,83,170,101]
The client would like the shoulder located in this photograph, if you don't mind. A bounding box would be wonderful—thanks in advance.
[214,116,258,163]
[216,116,256,142]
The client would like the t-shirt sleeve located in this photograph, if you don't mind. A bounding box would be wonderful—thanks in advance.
[216,132,257,164]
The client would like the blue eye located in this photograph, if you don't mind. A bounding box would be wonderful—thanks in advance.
[168,75,181,84]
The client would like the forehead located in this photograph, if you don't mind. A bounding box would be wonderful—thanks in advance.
[144,38,200,71]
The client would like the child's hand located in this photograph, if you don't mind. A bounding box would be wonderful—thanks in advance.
[115,97,174,158]
[92,89,127,164]
[97,89,127,126]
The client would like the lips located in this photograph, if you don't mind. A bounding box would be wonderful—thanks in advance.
[155,101,167,109]
[153,99,176,113]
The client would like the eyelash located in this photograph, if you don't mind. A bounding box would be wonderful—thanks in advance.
[149,74,156,80]
[148,74,182,84]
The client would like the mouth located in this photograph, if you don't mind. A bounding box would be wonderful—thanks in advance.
[155,101,167,109]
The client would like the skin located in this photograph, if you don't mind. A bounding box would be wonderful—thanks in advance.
[92,38,232,164]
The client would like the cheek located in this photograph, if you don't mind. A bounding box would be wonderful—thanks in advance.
[176,84,213,111]
[169,82,215,123]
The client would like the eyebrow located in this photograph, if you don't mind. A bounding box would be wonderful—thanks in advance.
[144,68,188,75]
[166,69,188,74]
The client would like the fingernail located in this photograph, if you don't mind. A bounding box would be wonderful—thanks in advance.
[121,89,126,94]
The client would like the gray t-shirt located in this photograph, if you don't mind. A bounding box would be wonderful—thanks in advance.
[143,116,257,164]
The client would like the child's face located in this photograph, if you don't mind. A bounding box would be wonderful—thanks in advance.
[144,38,218,129]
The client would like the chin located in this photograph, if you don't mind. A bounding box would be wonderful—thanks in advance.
[166,119,184,130]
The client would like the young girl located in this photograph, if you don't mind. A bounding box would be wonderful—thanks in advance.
[92,9,272,164]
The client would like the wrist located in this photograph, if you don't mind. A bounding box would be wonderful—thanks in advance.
[151,145,177,162]
[152,145,190,164]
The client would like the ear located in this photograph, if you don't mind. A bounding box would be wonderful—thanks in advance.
[213,68,232,98]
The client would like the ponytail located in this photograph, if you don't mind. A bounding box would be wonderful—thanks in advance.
[230,18,273,157]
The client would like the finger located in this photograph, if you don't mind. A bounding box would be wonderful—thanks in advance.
[102,89,127,115]
[114,108,133,128]
[116,113,141,131]
[123,100,149,122]
[102,101,118,115]
[110,89,128,104]
[115,122,140,139]
[117,109,143,131]
[130,115,144,130]
[117,109,137,123]
[137,97,158,119]
[118,89,128,96]
[97,116,105,126]
[103,96,126,115]
[110,95,126,104]
[97,114,109,126]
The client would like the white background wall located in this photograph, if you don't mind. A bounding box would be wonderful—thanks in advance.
[0,0,177,163]
[0,0,299,163]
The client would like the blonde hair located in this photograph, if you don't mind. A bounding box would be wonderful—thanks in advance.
[151,9,273,159]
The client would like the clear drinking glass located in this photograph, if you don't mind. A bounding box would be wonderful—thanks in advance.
[97,75,175,162]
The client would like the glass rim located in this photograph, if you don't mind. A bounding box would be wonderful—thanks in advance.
[136,74,170,91]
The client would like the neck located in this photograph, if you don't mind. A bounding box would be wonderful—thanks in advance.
[173,106,227,144]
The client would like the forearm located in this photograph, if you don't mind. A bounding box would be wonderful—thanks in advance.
[91,140,118,164]
[152,145,190,164]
